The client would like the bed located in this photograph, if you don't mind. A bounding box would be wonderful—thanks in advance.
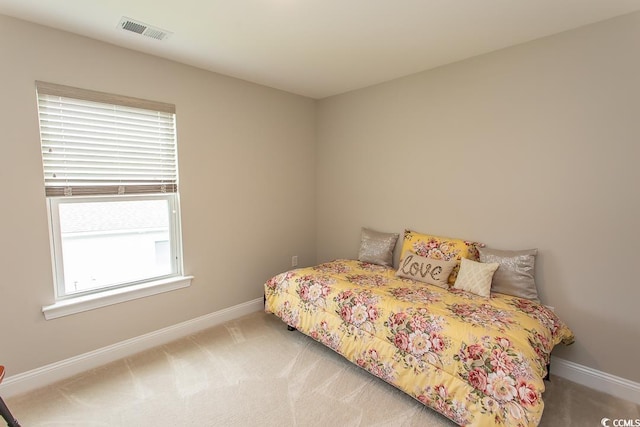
[263,230,575,427]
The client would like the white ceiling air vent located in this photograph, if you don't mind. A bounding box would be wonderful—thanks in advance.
[117,17,172,41]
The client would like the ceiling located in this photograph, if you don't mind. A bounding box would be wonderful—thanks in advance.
[1,1,640,99]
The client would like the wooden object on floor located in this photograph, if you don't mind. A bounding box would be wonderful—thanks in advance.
[0,366,21,427]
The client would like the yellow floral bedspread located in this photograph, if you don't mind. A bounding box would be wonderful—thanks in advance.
[264,260,574,427]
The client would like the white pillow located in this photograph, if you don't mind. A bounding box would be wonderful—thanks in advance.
[453,258,499,297]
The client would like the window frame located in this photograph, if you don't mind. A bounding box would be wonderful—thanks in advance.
[47,193,185,301]
[36,82,192,319]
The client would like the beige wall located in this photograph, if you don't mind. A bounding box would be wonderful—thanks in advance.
[0,15,316,375]
[2,9,639,387]
[317,12,640,382]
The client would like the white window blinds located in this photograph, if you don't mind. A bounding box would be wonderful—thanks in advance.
[36,81,178,197]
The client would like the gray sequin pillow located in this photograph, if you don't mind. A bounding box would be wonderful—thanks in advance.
[478,247,539,301]
[357,227,399,267]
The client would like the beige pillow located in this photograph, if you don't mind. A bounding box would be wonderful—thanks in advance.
[357,227,399,267]
[479,247,540,302]
[396,252,457,288]
[453,258,499,297]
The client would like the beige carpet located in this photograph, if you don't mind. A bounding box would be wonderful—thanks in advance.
[6,311,640,426]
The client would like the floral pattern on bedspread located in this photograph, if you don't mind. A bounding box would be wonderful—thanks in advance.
[390,286,442,304]
[334,289,381,337]
[417,383,473,426]
[385,307,450,372]
[295,274,334,312]
[345,273,390,287]
[446,302,515,332]
[264,259,574,427]
[455,336,538,424]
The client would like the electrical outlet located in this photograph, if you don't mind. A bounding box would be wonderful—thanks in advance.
[291,255,298,267]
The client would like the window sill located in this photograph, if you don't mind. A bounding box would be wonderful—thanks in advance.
[42,275,193,320]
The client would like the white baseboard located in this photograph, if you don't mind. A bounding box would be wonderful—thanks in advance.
[0,297,264,398]
[551,356,640,405]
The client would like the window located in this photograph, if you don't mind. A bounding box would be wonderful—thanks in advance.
[36,81,190,318]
